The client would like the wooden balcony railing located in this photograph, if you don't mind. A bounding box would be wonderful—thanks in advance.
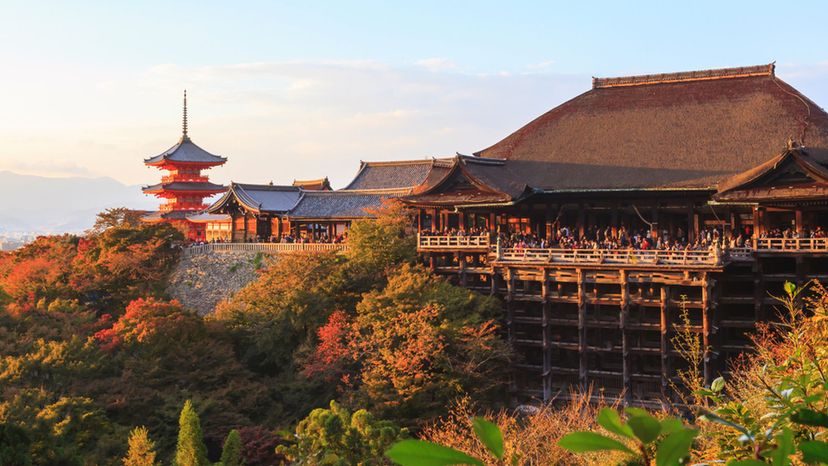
[494,247,722,266]
[184,242,348,256]
[417,234,491,250]
[755,238,828,251]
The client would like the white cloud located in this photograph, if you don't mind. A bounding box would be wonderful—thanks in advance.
[415,58,458,72]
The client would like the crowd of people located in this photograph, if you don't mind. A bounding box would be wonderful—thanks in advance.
[191,231,348,246]
[422,225,760,252]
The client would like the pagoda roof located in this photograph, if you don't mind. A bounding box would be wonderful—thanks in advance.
[142,181,225,194]
[288,190,404,220]
[141,210,192,223]
[206,183,303,214]
[342,158,452,192]
[144,136,227,166]
[474,63,828,191]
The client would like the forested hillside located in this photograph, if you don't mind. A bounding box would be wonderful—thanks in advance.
[0,204,513,465]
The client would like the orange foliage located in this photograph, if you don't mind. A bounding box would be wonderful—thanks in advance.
[94,298,192,351]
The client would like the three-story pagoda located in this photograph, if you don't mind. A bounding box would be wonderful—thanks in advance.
[142,91,226,240]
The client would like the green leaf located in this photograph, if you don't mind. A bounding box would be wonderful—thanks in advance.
[471,417,504,460]
[558,432,635,455]
[386,440,484,466]
[660,418,685,435]
[791,409,828,428]
[625,407,651,418]
[800,441,828,464]
[711,376,725,392]
[783,281,796,296]
[771,428,793,466]
[727,460,769,466]
[656,428,698,466]
[698,410,753,439]
[597,408,634,439]
[628,415,662,444]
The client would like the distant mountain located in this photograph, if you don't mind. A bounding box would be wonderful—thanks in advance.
[0,171,158,234]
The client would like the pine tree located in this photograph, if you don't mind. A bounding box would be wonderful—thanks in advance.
[219,429,243,466]
[174,400,209,466]
[122,426,159,466]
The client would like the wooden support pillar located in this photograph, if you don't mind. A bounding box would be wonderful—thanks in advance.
[577,205,586,239]
[651,207,659,239]
[660,286,670,400]
[701,274,712,385]
[795,209,804,237]
[489,213,496,232]
[620,270,631,405]
[577,268,588,390]
[243,212,249,242]
[230,213,236,242]
[541,269,551,401]
[687,205,695,243]
[457,252,467,287]
[432,209,439,232]
[754,258,765,322]
[458,211,466,230]
[505,270,515,347]
[611,205,619,238]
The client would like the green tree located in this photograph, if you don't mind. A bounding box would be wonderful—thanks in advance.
[123,426,159,466]
[219,429,243,466]
[174,400,209,466]
[278,400,406,465]
[0,422,32,466]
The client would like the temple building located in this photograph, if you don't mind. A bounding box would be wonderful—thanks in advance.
[402,63,828,404]
[201,159,450,242]
[146,63,828,405]
[142,91,226,240]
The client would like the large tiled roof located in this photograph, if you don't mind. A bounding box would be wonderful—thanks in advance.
[288,191,403,220]
[475,64,828,191]
[142,181,225,194]
[206,183,302,214]
[342,159,450,191]
[144,136,227,166]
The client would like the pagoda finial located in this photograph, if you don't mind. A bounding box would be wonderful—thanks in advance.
[182,89,189,140]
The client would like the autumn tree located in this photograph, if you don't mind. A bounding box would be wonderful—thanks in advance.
[123,426,159,466]
[303,264,513,425]
[219,429,243,466]
[175,400,209,466]
[89,207,145,235]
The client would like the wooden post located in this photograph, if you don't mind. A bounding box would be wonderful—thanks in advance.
[577,204,586,239]
[541,270,551,401]
[660,286,670,400]
[795,209,804,237]
[230,213,237,242]
[620,269,631,405]
[687,205,695,243]
[577,268,588,390]
[243,212,249,242]
[701,274,712,385]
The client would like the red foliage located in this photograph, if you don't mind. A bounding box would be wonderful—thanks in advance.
[302,310,354,381]
[237,425,285,466]
[94,297,193,351]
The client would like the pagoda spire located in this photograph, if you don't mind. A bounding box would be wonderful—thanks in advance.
[182,89,189,140]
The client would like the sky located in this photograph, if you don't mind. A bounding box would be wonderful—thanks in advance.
[1,0,827,188]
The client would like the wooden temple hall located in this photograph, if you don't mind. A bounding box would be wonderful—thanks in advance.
[144,64,828,404]
[402,63,828,405]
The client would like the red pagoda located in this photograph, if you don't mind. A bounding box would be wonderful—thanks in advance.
[142,91,226,241]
